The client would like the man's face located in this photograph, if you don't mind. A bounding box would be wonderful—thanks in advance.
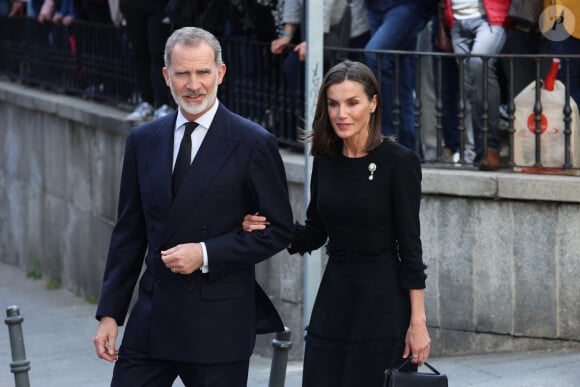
[163,41,226,121]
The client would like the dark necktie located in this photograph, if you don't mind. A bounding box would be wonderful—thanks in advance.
[172,122,198,197]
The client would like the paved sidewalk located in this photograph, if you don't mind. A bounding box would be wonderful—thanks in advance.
[1,261,579,387]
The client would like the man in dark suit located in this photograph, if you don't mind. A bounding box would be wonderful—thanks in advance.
[93,26,294,386]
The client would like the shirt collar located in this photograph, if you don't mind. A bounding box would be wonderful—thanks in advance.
[175,99,220,131]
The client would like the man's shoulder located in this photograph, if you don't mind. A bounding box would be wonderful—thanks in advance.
[218,104,272,140]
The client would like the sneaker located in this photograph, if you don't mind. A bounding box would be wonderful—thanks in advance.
[126,102,154,122]
[479,149,501,171]
[153,104,174,119]
[452,151,460,164]
[463,148,476,164]
[499,104,509,120]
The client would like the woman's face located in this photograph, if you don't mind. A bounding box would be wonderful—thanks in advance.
[326,80,377,141]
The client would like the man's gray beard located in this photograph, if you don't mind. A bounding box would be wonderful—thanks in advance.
[178,97,208,117]
[170,82,217,117]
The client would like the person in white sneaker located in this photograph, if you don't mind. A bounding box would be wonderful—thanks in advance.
[122,0,173,122]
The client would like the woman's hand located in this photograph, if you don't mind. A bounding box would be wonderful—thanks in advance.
[403,320,431,366]
[242,213,270,232]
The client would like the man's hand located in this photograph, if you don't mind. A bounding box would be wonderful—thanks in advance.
[8,1,25,17]
[271,36,291,54]
[93,316,119,362]
[161,243,203,275]
[37,0,55,23]
[294,42,307,62]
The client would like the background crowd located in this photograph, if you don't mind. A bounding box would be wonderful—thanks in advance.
[1,0,579,168]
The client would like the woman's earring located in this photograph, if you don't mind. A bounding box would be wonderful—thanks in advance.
[368,163,377,181]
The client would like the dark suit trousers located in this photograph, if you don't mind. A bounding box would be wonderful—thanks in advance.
[111,346,250,387]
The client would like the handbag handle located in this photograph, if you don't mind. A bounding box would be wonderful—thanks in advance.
[395,358,443,375]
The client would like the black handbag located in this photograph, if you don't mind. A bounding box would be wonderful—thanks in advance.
[384,358,448,387]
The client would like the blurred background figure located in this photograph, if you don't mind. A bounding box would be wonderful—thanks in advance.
[37,0,55,23]
[442,0,512,170]
[364,0,438,156]
[429,2,464,162]
[121,0,174,122]
[271,0,369,95]
[2,0,26,16]
[52,0,76,25]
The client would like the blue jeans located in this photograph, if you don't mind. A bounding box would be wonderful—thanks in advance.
[364,4,429,153]
[451,16,506,156]
[0,1,9,15]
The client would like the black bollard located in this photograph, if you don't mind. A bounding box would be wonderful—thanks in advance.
[268,327,292,387]
[5,306,31,387]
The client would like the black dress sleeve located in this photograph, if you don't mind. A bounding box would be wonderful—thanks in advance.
[391,148,427,289]
[288,157,328,255]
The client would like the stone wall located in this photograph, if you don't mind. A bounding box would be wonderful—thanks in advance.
[421,170,580,355]
[1,81,579,359]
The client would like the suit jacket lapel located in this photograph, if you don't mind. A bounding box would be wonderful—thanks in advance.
[142,113,175,250]
[162,106,239,244]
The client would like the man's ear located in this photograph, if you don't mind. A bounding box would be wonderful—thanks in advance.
[162,67,170,86]
[217,64,226,84]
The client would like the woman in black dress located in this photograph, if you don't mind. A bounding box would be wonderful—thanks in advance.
[244,60,430,386]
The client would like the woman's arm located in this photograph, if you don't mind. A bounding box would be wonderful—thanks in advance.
[403,289,431,366]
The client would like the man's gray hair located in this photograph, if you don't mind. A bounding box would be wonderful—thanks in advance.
[164,27,224,68]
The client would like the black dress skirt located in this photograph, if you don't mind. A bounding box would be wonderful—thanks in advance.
[291,141,427,387]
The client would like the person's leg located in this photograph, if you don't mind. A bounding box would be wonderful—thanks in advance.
[177,358,250,387]
[111,346,178,387]
[347,30,371,63]
[451,17,506,157]
[451,19,479,159]
[468,18,506,155]
[398,41,421,153]
[145,10,171,108]
[365,9,396,137]
[441,57,460,151]
[431,16,460,154]
[302,344,345,387]
[120,3,154,106]
[364,4,428,152]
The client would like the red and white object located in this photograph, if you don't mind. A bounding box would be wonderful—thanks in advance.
[513,79,580,174]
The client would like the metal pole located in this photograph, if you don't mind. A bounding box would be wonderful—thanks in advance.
[303,0,323,340]
[268,327,292,387]
[5,306,31,387]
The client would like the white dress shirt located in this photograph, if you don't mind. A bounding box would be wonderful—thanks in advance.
[172,100,220,273]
